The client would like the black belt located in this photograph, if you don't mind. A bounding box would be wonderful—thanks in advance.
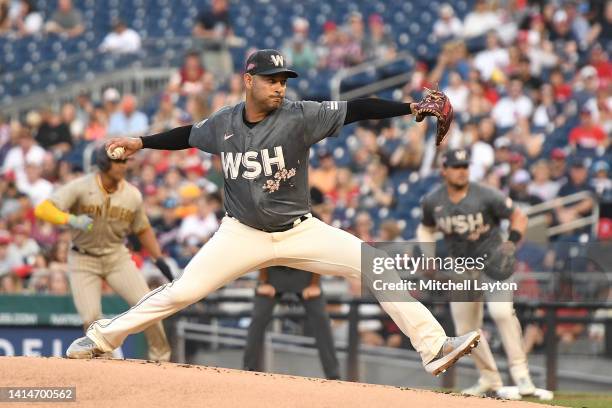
[71,245,101,257]
[225,213,313,233]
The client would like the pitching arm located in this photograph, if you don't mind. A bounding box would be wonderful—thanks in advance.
[105,125,193,160]
[140,125,193,150]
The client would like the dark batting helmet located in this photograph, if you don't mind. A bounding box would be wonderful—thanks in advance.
[94,146,125,172]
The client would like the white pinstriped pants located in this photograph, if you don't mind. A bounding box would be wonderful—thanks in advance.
[87,217,446,363]
[69,249,170,361]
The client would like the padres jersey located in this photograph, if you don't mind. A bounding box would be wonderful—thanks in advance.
[49,174,150,256]
[189,99,347,231]
[421,182,515,259]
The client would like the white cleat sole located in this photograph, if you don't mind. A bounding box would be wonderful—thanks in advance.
[426,332,480,376]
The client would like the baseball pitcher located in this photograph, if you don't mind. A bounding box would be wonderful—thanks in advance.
[418,148,536,397]
[66,49,477,377]
[35,147,171,361]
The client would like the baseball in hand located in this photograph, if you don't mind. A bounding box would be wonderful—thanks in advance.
[107,146,125,160]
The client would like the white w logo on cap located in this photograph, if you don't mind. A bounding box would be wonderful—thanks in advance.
[456,150,467,160]
[270,55,284,67]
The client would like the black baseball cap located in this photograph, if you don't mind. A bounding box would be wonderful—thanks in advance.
[442,148,471,167]
[569,156,589,168]
[245,49,298,78]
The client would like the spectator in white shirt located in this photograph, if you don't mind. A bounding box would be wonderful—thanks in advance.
[178,195,219,245]
[433,3,463,42]
[8,224,40,266]
[590,161,612,197]
[0,231,23,279]
[473,31,509,81]
[469,125,495,182]
[11,0,43,36]
[462,0,502,39]
[16,159,53,205]
[443,71,469,113]
[492,78,534,129]
[99,19,141,54]
[2,125,45,178]
[528,159,560,202]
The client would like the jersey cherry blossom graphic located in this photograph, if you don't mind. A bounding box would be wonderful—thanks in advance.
[263,168,296,193]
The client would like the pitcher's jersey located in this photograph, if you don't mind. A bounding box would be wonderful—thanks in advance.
[189,99,347,231]
[49,173,150,256]
[420,182,515,259]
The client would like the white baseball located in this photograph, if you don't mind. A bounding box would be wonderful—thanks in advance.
[108,146,125,160]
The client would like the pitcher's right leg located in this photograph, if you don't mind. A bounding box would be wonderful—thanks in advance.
[68,218,274,356]
[273,217,479,375]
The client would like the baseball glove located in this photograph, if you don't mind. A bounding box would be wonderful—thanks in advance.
[483,241,517,281]
[414,87,454,146]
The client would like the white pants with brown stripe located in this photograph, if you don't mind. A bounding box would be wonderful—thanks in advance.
[87,217,446,364]
[68,248,171,361]
[451,301,531,388]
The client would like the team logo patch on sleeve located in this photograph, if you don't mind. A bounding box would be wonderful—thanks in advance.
[325,101,339,110]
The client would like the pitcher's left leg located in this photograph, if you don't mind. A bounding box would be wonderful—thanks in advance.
[105,255,171,362]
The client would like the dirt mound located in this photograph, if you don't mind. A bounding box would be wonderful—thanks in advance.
[0,357,552,407]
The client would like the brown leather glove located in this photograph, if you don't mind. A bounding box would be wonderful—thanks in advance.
[414,87,454,146]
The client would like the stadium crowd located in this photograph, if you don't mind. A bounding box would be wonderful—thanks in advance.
[0,0,611,348]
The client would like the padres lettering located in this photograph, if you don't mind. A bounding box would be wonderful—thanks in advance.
[78,204,136,223]
[221,146,286,179]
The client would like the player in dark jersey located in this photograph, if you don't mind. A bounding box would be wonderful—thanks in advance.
[418,148,537,398]
[66,49,479,376]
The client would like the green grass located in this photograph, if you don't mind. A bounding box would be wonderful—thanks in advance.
[524,392,612,408]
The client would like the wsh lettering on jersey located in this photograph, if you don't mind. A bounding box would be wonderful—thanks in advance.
[437,212,491,240]
[221,146,286,180]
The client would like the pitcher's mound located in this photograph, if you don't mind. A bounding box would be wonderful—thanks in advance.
[0,357,551,407]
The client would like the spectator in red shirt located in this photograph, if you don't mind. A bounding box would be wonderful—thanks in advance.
[167,51,206,97]
[549,67,572,102]
[327,168,359,208]
[568,108,607,149]
[589,44,611,87]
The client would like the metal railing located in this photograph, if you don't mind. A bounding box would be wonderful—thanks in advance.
[1,67,173,119]
[330,52,415,101]
[172,294,612,391]
[0,36,199,118]
[525,191,600,237]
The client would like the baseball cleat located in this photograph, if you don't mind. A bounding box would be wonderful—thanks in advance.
[461,381,500,397]
[517,377,536,396]
[424,331,480,376]
[66,336,105,359]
